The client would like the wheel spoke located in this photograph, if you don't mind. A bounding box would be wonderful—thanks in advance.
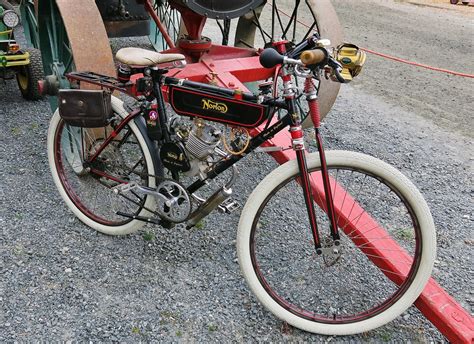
[245,159,426,326]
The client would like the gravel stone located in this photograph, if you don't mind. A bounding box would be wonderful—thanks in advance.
[1,1,471,342]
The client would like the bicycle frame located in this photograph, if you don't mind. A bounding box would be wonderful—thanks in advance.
[65,59,340,251]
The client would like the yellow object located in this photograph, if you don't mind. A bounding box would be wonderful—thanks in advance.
[1,51,30,67]
[335,43,366,82]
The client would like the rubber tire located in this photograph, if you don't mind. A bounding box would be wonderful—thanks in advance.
[16,48,44,100]
[237,150,436,335]
[450,0,459,4]
[47,96,159,235]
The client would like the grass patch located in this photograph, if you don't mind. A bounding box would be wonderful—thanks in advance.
[142,230,155,242]
[176,330,182,337]
[11,127,21,135]
[380,330,392,342]
[131,326,140,334]
[195,220,205,230]
[208,324,218,332]
[395,228,414,240]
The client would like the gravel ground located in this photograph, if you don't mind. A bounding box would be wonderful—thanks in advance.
[1,0,472,342]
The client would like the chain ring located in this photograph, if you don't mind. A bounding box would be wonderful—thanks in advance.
[155,179,192,223]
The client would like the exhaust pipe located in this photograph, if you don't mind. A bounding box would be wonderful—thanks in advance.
[186,186,232,229]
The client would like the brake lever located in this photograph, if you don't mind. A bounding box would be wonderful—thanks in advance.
[327,56,347,83]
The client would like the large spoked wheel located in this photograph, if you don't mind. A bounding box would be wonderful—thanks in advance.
[228,0,342,126]
[149,0,182,51]
[237,151,436,335]
[47,97,160,235]
[35,0,115,108]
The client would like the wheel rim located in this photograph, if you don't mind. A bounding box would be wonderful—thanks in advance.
[54,120,151,226]
[17,67,29,91]
[249,166,422,324]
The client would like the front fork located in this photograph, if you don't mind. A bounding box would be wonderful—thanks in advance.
[286,77,340,253]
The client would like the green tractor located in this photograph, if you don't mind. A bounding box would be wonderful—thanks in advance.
[0,0,43,100]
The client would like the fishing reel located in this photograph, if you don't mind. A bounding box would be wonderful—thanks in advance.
[332,43,367,82]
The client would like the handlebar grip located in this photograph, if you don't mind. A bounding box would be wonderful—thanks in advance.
[300,48,327,65]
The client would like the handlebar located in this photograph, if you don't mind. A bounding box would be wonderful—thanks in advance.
[259,47,347,83]
[300,48,327,66]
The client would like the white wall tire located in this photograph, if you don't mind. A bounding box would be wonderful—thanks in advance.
[237,150,436,335]
[47,96,158,235]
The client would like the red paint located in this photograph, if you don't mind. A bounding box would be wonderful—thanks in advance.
[290,127,303,139]
[305,78,320,128]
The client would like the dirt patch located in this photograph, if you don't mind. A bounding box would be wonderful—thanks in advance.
[398,0,474,15]
[333,0,474,138]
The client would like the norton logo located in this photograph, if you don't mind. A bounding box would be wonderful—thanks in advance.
[202,99,228,113]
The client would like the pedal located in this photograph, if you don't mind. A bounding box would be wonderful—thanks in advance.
[218,198,241,214]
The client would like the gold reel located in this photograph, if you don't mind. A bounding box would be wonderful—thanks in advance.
[334,43,367,82]
[222,126,251,155]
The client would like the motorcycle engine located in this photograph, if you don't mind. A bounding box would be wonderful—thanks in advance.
[161,116,222,178]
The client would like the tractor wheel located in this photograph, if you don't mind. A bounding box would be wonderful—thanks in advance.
[233,0,343,127]
[36,0,115,109]
[450,0,459,4]
[462,1,469,4]
[16,48,44,100]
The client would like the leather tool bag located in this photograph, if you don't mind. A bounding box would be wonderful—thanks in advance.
[58,90,113,128]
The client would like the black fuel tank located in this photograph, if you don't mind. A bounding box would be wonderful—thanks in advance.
[169,86,269,128]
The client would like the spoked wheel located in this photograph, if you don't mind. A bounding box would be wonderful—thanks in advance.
[149,0,182,51]
[206,0,343,126]
[237,151,436,335]
[47,97,160,235]
[19,0,40,49]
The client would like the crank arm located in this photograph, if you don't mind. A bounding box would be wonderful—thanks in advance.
[113,182,170,204]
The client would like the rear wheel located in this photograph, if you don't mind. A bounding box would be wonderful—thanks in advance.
[47,96,160,235]
[237,150,436,335]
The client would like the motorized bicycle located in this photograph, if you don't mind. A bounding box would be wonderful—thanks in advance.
[46,32,436,335]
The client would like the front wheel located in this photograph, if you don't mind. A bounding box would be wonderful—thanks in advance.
[47,96,160,235]
[16,48,44,100]
[237,150,436,335]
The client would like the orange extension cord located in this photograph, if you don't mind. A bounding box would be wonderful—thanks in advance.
[272,6,474,79]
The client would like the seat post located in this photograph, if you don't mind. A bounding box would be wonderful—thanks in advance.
[151,67,171,142]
